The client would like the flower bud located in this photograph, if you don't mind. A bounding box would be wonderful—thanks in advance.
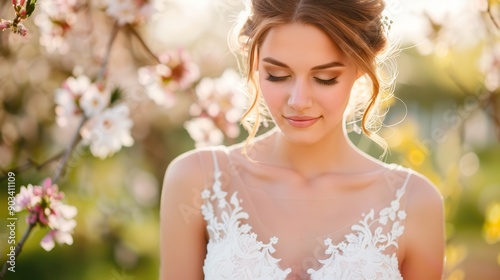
[16,23,27,36]
[0,20,11,30]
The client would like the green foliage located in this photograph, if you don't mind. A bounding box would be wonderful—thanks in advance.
[25,0,37,17]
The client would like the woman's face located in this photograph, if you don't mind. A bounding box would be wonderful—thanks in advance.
[258,23,360,145]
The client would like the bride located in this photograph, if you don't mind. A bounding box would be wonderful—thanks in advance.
[160,0,445,279]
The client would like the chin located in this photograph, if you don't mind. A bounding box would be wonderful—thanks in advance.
[276,124,339,146]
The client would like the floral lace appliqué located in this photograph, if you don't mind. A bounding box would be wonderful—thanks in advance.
[307,179,408,280]
[201,155,409,280]
[201,169,292,280]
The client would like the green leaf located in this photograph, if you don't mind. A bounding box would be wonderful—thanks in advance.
[26,0,37,17]
[110,87,123,105]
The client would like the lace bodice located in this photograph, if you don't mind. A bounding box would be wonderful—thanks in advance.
[201,148,410,279]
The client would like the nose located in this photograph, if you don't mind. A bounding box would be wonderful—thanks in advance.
[287,80,313,111]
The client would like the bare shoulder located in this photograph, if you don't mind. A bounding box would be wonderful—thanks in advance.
[160,147,217,223]
[404,169,444,213]
[162,148,214,194]
[160,148,216,279]
[398,168,445,279]
[388,166,444,222]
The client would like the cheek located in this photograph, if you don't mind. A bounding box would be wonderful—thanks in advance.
[317,84,353,112]
[261,92,282,117]
[259,81,286,111]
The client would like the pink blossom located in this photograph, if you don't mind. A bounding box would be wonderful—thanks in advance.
[35,0,79,53]
[0,19,12,30]
[14,178,77,251]
[16,178,65,225]
[15,184,41,212]
[40,227,75,251]
[159,49,200,90]
[189,69,245,139]
[14,23,27,36]
[40,204,77,251]
[12,0,26,6]
[0,19,27,36]
[138,49,199,107]
[137,66,176,107]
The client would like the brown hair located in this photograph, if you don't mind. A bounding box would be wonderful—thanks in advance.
[230,0,395,154]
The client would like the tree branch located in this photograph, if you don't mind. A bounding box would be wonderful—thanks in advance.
[1,18,123,279]
[0,223,35,279]
[127,24,161,64]
[486,3,500,30]
[0,151,65,183]
[97,21,120,82]
[51,117,86,184]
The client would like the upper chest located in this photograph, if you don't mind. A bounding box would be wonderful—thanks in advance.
[201,150,409,278]
[201,175,407,279]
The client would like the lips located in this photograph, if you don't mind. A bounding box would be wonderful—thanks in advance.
[284,115,321,128]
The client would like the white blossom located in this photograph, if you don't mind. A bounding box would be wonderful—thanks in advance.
[79,84,110,117]
[104,0,155,26]
[54,75,93,126]
[184,117,224,148]
[81,104,134,159]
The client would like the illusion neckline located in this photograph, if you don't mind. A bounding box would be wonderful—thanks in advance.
[227,145,399,179]
[203,147,411,276]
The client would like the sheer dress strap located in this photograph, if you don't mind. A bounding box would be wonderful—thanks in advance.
[401,167,412,190]
[210,148,220,175]
[197,147,224,192]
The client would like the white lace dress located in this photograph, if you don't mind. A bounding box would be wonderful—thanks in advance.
[201,148,410,280]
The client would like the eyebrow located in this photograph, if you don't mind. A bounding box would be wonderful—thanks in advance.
[261,57,345,70]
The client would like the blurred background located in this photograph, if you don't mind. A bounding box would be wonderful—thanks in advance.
[0,0,499,279]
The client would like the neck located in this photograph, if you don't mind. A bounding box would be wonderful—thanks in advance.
[259,125,371,179]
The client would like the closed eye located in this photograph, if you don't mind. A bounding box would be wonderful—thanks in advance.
[266,74,290,82]
[314,77,338,86]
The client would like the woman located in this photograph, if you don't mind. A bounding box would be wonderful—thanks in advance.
[160,0,445,279]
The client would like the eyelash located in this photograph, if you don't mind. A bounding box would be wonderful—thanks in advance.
[266,74,338,86]
[314,77,338,86]
[266,74,289,82]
